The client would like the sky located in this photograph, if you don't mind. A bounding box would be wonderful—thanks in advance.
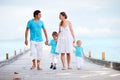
[0,0,120,40]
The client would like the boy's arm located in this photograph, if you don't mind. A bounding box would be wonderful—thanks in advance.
[43,28,48,45]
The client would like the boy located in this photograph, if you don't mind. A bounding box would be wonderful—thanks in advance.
[48,31,59,70]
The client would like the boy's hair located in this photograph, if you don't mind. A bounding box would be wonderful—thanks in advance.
[33,10,41,17]
[52,31,58,36]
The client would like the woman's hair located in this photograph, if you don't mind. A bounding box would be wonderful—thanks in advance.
[52,31,58,36]
[60,12,67,26]
[33,10,41,17]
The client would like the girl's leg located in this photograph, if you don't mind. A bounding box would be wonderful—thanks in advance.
[61,53,65,70]
[76,57,81,70]
[67,53,71,69]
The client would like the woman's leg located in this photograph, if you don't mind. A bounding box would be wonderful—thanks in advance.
[67,53,71,69]
[61,53,65,70]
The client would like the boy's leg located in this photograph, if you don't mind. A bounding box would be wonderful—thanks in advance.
[53,54,58,70]
[50,54,54,69]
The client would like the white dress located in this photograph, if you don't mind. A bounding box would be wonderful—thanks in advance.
[56,25,73,53]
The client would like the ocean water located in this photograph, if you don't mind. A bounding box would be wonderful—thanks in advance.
[0,37,120,62]
[80,37,120,62]
[0,39,26,61]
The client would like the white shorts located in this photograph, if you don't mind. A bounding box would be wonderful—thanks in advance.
[30,41,43,60]
[76,57,83,68]
[50,54,59,64]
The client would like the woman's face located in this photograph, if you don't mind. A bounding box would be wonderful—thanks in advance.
[59,14,64,20]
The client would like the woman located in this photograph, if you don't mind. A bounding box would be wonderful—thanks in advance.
[56,12,75,70]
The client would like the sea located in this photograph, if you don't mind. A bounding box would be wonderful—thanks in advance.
[0,37,120,62]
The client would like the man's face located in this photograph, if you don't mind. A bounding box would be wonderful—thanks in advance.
[36,13,41,19]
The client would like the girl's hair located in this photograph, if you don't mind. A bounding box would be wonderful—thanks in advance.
[52,31,58,36]
[77,40,81,44]
[60,12,67,26]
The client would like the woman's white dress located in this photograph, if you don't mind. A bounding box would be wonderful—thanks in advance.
[56,25,73,53]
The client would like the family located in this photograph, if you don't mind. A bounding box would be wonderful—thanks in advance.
[25,10,84,70]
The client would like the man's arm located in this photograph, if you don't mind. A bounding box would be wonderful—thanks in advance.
[43,28,48,45]
[25,28,29,46]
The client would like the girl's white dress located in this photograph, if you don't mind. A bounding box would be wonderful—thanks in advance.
[56,25,73,53]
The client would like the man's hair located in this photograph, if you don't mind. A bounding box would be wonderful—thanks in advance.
[52,31,58,36]
[33,10,41,17]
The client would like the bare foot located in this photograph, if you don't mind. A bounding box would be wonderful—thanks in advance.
[68,67,72,70]
[77,68,81,70]
[37,67,42,70]
[68,66,72,70]
[30,65,36,70]
[61,67,66,70]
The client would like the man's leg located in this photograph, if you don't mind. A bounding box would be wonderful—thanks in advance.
[30,42,36,70]
[36,42,43,70]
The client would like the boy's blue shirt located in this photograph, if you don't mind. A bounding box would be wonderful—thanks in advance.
[49,39,59,54]
[27,19,45,42]
[75,46,83,57]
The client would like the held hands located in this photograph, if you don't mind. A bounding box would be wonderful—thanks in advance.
[45,41,48,45]
[73,38,75,43]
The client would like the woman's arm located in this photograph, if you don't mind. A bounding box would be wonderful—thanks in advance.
[68,21,75,43]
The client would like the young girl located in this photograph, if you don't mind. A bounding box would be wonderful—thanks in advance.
[48,31,59,70]
[74,40,84,70]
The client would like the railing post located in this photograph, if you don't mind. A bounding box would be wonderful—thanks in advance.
[14,50,16,56]
[102,52,105,60]
[6,53,9,59]
[89,51,91,57]
[20,49,22,53]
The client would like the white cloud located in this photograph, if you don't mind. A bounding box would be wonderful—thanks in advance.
[75,26,113,37]
[97,18,120,25]
[0,0,120,40]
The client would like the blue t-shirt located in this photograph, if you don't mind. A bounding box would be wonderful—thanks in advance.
[27,19,45,42]
[75,46,83,57]
[49,39,58,54]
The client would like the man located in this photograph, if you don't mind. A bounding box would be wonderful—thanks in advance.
[25,10,48,70]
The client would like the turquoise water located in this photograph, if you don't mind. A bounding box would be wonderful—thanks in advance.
[79,37,120,62]
[0,39,25,61]
[0,37,120,62]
